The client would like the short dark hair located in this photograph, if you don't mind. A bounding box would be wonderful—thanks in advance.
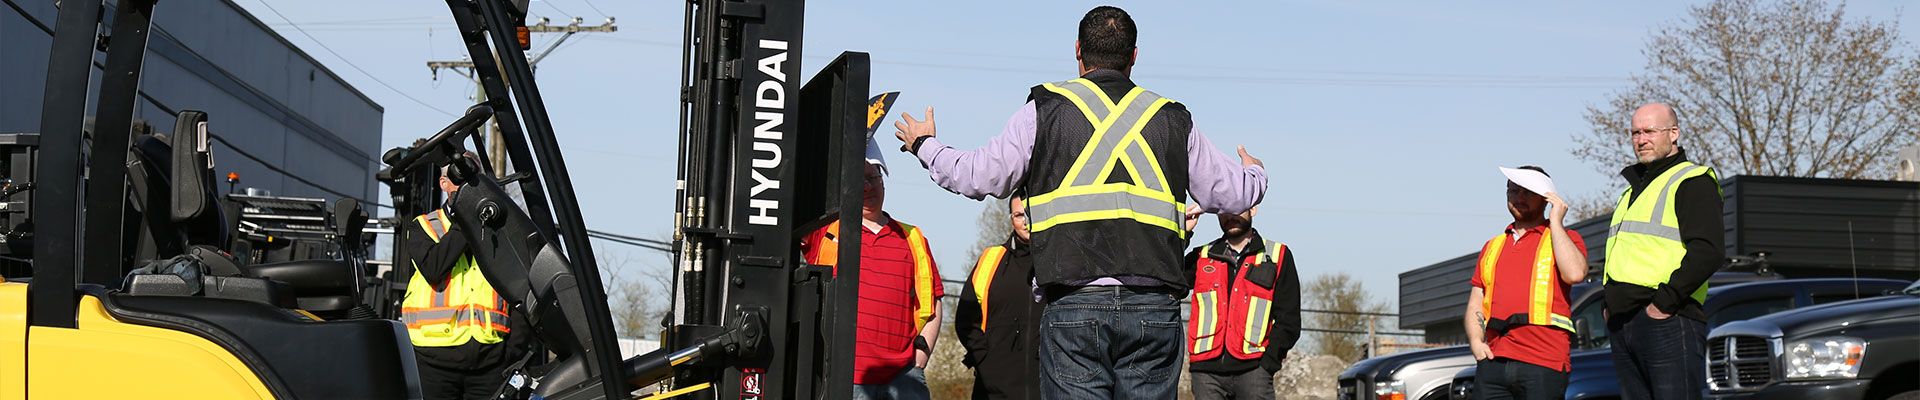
[1517,165,1550,178]
[1078,6,1137,71]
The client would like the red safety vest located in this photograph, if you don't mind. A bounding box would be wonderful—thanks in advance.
[1188,241,1285,362]
[1476,232,1574,332]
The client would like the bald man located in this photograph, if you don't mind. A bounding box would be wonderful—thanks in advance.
[1602,103,1724,400]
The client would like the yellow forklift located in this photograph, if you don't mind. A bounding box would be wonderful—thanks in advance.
[6,0,879,398]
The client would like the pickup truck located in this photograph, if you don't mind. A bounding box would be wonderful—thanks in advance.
[1447,277,1912,400]
[1704,280,1920,400]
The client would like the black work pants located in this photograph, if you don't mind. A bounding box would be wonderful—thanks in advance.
[418,360,510,400]
[1474,358,1567,400]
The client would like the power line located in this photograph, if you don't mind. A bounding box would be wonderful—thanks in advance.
[537,0,574,19]
[576,0,610,18]
[249,1,460,117]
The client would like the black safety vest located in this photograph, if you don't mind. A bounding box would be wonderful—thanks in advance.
[1022,70,1193,289]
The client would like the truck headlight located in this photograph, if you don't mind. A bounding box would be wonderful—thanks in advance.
[1781,337,1866,380]
[1374,380,1405,400]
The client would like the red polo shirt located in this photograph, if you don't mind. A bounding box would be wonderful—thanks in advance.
[1469,224,1585,372]
[801,219,943,385]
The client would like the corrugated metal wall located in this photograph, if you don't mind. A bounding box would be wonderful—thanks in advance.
[1,0,383,203]
[1397,176,1920,341]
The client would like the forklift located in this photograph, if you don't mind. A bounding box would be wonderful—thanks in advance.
[7,0,876,398]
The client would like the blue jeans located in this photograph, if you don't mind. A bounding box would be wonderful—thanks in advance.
[852,367,929,400]
[1039,286,1183,399]
[1608,311,1706,400]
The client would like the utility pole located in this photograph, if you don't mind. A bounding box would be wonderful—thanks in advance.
[429,16,616,177]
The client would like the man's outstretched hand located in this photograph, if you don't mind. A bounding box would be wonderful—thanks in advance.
[894,106,937,153]
[1237,145,1263,168]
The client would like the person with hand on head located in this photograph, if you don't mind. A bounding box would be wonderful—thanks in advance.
[892,6,1268,398]
[1463,166,1589,400]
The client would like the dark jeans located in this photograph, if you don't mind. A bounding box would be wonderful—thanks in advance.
[853,367,930,400]
[1190,368,1275,400]
[1608,311,1707,400]
[1039,286,1183,399]
[417,361,509,400]
[1474,359,1567,400]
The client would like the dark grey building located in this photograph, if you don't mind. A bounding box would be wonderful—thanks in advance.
[1400,176,1920,343]
[3,0,384,203]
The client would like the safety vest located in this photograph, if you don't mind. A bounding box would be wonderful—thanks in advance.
[1026,78,1185,237]
[801,219,940,334]
[1188,241,1285,362]
[968,246,1008,331]
[401,210,510,347]
[1477,231,1574,333]
[1604,161,1719,305]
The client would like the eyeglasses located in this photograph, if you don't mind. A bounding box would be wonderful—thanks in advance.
[1627,126,1677,137]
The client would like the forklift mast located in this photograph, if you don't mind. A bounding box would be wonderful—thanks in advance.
[667,0,874,398]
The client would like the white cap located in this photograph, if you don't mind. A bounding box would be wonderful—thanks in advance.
[1498,167,1556,196]
[865,135,888,175]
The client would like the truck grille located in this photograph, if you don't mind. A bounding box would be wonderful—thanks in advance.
[1338,378,1362,400]
[1708,335,1776,391]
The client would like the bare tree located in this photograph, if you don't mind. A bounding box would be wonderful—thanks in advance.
[598,247,673,339]
[1574,0,1920,181]
[963,200,1013,264]
[1303,272,1389,363]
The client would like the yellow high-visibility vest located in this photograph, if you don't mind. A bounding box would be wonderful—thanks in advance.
[1604,161,1720,305]
[1025,78,1185,238]
[401,210,510,347]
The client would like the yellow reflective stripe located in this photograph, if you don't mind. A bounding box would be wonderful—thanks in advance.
[1477,234,1505,323]
[970,246,1007,332]
[1192,291,1217,354]
[1529,230,1555,328]
[902,223,938,334]
[1041,81,1109,130]
[1243,297,1271,354]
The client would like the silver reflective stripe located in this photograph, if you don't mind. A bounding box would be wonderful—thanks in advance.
[1614,221,1682,241]
[1246,298,1270,338]
[1028,191,1183,226]
[1648,165,1704,225]
[1050,80,1112,121]
[1121,144,1166,192]
[1070,90,1166,187]
[402,309,457,324]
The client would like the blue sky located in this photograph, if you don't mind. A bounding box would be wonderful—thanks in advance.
[238,1,1915,312]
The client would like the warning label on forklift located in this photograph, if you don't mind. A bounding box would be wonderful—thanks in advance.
[740,368,764,399]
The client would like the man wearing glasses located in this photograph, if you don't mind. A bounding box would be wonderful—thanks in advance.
[1602,103,1724,400]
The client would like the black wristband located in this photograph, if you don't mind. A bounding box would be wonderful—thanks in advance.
[908,135,933,155]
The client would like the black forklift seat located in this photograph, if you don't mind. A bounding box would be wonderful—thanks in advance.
[245,259,359,314]
[91,285,420,399]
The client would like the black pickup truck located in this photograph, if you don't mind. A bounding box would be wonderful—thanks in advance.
[1448,277,1913,400]
[1704,280,1920,400]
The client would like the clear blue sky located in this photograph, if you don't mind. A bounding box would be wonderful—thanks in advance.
[238,1,1915,311]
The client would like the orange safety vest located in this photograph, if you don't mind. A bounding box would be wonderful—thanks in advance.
[1476,231,1574,333]
[967,246,1009,331]
[1188,241,1286,362]
[801,219,940,334]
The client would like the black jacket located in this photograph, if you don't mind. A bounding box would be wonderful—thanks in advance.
[1183,231,1302,374]
[403,209,526,371]
[1603,148,1726,323]
[956,238,1044,400]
